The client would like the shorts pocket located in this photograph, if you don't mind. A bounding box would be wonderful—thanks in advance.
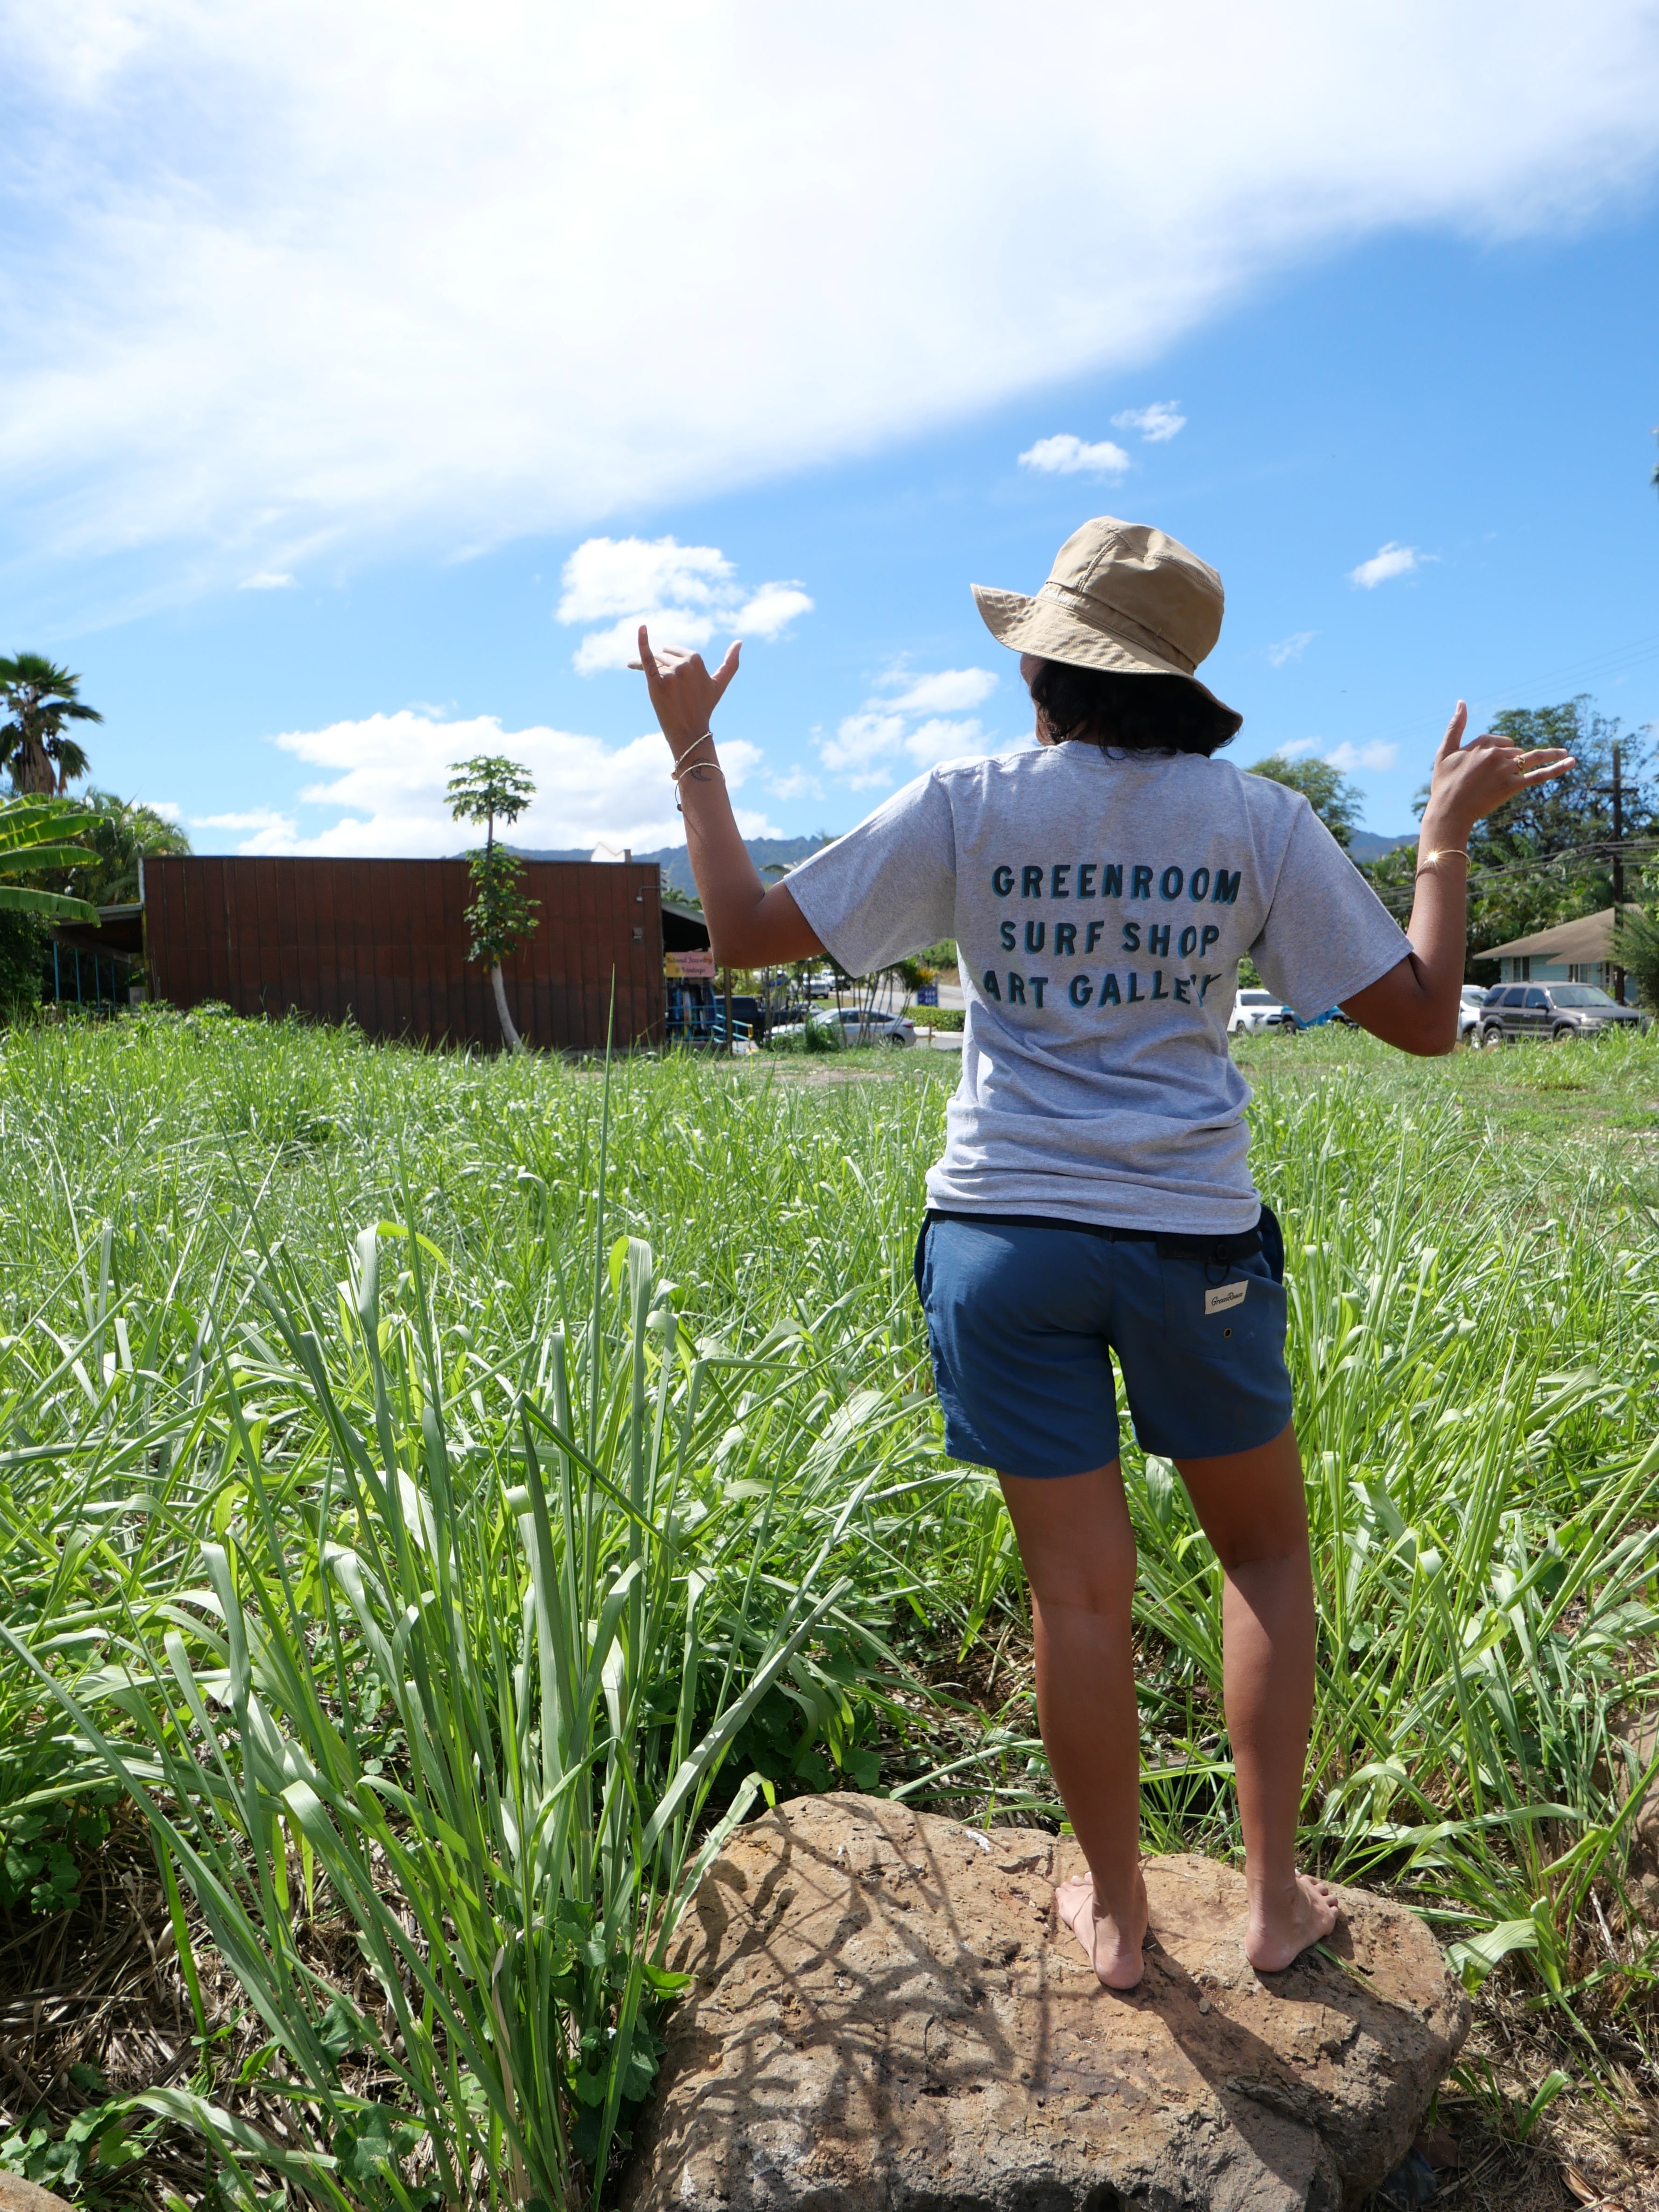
[1257,1203,1284,1285]
[1120,1244,1291,1460]
[1158,1244,1285,1359]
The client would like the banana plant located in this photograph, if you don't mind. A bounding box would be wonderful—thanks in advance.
[0,794,97,921]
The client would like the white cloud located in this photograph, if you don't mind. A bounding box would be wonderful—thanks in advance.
[904,717,986,766]
[4,5,1659,606]
[877,666,999,714]
[238,571,295,590]
[820,711,908,787]
[190,711,775,856]
[1267,630,1316,667]
[557,536,731,624]
[1348,542,1422,588]
[192,806,298,835]
[141,798,181,821]
[1018,434,1132,478]
[572,611,717,676]
[1271,735,1399,773]
[736,583,814,638]
[766,765,823,802]
[818,670,1002,788]
[1112,400,1186,442]
[1324,739,1400,772]
[557,534,810,674]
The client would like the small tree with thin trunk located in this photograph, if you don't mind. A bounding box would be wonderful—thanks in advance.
[446,755,539,1051]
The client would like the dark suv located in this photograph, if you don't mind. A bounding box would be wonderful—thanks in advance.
[1476,982,1645,1046]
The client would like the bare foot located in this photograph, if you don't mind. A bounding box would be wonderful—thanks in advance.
[1055,1868,1149,1990]
[1245,1872,1340,1973]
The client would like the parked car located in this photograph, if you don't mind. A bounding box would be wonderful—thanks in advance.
[769,1006,917,1047]
[1457,984,1488,1043]
[1475,981,1644,1046]
[1284,1006,1358,1033]
[1227,988,1291,1035]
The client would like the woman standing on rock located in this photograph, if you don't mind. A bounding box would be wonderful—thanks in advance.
[634,518,1571,1988]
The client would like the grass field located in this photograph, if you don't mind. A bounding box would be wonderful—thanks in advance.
[2,1008,1658,2212]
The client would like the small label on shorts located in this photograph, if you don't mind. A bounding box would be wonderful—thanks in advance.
[1205,1279,1248,1316]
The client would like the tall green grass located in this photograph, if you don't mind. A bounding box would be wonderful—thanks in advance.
[13,1212,951,2205]
[3,1011,1658,2198]
[1134,1077,1659,2009]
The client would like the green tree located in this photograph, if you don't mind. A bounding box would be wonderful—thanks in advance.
[1466,697,1649,860]
[1246,754,1363,848]
[0,912,47,1021]
[446,754,540,1052]
[56,789,192,907]
[1361,697,1656,977]
[1621,900,1659,1013]
[0,655,103,796]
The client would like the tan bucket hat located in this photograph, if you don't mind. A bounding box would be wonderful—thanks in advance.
[972,516,1241,735]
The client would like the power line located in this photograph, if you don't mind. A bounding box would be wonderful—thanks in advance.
[1366,834,1659,916]
[1276,633,1659,766]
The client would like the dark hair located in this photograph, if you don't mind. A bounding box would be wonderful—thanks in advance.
[1027,661,1239,758]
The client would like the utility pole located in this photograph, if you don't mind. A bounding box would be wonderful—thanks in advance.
[1611,742,1626,1005]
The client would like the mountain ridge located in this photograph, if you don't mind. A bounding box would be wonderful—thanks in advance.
[512,835,829,898]
[1347,830,1415,863]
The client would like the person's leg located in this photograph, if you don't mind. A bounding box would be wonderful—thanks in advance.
[1172,1420,1338,1971]
[997,1461,1147,1989]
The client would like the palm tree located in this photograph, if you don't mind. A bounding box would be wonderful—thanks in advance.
[58,789,192,907]
[0,654,103,795]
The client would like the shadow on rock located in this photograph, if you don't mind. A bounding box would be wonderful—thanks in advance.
[626,1797,1469,2212]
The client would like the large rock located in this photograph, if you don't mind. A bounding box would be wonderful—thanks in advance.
[0,2181,77,2212]
[626,1795,1469,2212]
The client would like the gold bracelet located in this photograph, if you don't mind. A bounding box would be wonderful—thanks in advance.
[1415,848,1470,875]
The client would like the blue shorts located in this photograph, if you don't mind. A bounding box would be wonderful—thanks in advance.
[914,1208,1292,1479]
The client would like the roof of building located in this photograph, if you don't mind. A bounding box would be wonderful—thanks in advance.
[1478,905,1639,963]
[661,897,712,953]
[51,901,144,956]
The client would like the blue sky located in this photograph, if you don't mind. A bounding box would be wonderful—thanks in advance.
[5,4,1658,857]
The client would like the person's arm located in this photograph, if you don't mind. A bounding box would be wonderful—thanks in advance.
[633,624,824,967]
[1341,702,1574,1055]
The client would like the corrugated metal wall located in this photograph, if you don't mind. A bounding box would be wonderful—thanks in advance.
[142,857,664,1050]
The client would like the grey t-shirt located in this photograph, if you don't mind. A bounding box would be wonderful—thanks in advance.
[785,743,1409,1233]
